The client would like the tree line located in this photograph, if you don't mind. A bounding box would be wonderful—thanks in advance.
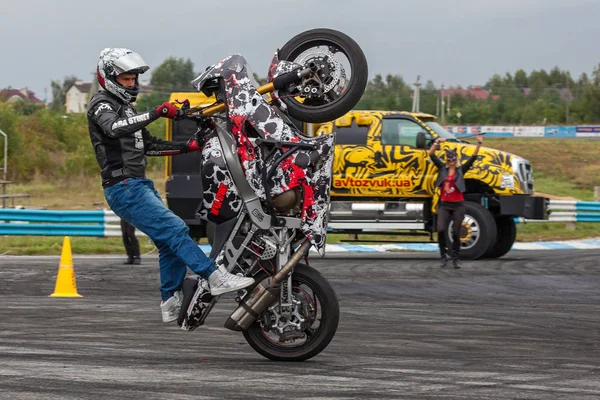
[144,58,600,125]
[0,102,166,182]
[356,66,600,125]
[48,57,600,125]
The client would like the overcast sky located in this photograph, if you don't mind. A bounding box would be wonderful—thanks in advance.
[2,0,599,101]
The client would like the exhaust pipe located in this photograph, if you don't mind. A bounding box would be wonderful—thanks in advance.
[224,239,311,331]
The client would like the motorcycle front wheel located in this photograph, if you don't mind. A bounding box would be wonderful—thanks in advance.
[242,263,340,361]
[277,28,368,123]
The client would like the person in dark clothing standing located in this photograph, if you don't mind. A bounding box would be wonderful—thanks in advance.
[121,219,141,265]
[428,133,483,268]
[87,48,254,323]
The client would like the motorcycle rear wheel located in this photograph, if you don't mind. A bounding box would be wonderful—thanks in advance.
[277,28,368,123]
[242,263,340,361]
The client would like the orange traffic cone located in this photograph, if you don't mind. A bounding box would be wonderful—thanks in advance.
[49,236,82,298]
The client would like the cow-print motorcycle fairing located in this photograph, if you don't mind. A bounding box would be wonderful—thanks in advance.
[193,54,335,254]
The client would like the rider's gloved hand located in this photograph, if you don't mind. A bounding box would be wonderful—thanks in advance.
[185,138,203,153]
[155,102,178,119]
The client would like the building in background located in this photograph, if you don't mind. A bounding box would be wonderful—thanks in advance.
[440,86,499,101]
[65,81,93,113]
[0,88,44,104]
[64,79,151,113]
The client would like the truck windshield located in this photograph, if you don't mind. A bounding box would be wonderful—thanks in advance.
[425,122,460,142]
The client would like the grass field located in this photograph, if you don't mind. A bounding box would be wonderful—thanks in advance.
[1,138,598,255]
[478,137,600,200]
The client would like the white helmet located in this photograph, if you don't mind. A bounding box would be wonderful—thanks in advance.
[97,48,149,103]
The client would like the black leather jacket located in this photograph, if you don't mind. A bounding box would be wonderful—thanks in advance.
[430,153,477,194]
[87,90,189,186]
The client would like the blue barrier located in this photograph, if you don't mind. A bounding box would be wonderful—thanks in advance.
[515,200,600,223]
[0,202,599,236]
[0,209,123,237]
[576,202,600,212]
[547,200,600,212]
[0,224,105,236]
[576,215,600,222]
[0,209,105,223]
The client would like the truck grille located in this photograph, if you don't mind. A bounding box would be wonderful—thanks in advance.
[512,159,534,194]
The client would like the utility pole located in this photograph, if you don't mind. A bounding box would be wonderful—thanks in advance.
[566,79,570,124]
[90,72,99,95]
[440,84,445,124]
[411,75,422,113]
[88,72,100,111]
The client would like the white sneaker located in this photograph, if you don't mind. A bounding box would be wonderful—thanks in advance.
[160,290,182,323]
[208,268,255,296]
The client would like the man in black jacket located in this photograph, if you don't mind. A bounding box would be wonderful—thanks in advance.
[88,48,253,323]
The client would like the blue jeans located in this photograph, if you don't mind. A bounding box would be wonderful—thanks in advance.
[104,178,216,301]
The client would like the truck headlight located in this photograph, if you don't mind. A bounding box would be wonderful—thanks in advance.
[510,156,534,194]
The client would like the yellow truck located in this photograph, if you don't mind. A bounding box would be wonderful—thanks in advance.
[316,110,548,259]
[165,93,548,259]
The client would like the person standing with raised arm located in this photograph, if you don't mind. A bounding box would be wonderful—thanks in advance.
[428,133,483,268]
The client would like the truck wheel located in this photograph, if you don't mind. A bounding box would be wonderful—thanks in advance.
[484,216,517,259]
[446,201,497,260]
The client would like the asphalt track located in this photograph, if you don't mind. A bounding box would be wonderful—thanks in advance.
[1,249,599,399]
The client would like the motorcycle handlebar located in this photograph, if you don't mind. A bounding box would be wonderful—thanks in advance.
[173,67,313,118]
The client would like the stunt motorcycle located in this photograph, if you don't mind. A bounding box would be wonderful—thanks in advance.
[171,28,368,361]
